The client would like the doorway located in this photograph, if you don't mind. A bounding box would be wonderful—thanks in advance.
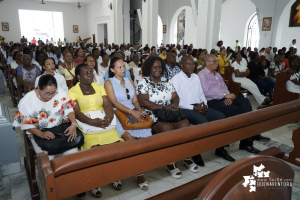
[97,23,108,44]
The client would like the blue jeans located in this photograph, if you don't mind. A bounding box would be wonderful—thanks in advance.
[255,78,275,96]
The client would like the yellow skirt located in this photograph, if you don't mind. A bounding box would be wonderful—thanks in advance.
[81,129,123,150]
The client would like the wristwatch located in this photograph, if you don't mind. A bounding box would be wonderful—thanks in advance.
[224,93,227,98]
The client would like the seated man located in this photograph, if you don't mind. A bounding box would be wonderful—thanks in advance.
[171,56,235,165]
[164,53,181,79]
[198,54,269,153]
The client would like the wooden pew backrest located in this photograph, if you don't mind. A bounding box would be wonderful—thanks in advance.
[198,155,294,200]
[224,65,241,97]
[273,72,298,105]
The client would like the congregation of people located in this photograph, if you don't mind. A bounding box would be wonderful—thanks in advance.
[0,34,300,198]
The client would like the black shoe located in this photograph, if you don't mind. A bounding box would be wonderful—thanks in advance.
[239,145,261,153]
[215,149,235,162]
[253,134,270,142]
[192,154,205,167]
[77,192,86,197]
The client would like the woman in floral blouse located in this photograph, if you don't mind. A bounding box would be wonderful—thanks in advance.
[13,74,84,160]
[137,56,198,179]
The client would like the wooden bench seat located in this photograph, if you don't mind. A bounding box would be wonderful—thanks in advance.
[35,99,300,199]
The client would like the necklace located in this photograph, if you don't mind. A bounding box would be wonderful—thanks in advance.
[80,84,92,94]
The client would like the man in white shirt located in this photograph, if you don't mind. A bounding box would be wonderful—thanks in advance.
[106,45,113,55]
[50,38,56,45]
[171,55,235,165]
[289,39,297,49]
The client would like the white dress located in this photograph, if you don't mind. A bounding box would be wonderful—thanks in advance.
[98,64,109,80]
[93,70,104,85]
[286,72,300,94]
[35,72,68,92]
[231,59,266,105]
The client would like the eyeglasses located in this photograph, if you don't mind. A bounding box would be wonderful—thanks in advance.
[207,60,219,64]
[42,91,58,97]
[126,88,130,100]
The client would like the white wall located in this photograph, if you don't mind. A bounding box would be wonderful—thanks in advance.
[220,0,256,49]
[86,0,114,44]
[0,0,88,43]
[275,0,300,48]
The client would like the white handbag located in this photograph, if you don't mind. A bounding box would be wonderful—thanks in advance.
[76,110,117,134]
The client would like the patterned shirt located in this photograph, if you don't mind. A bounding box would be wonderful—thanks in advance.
[13,88,74,131]
[136,77,176,122]
[164,64,181,79]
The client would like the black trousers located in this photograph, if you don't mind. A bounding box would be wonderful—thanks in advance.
[207,98,253,147]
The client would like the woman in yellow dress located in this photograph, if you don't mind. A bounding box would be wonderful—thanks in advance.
[217,47,230,76]
[58,52,77,88]
[68,63,123,198]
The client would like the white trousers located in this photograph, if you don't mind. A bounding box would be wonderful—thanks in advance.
[28,133,78,161]
[233,77,266,105]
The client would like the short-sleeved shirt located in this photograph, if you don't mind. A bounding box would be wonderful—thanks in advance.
[12,88,74,131]
[270,62,283,77]
[136,77,176,122]
[164,64,181,79]
[217,55,229,75]
[231,58,248,80]
[16,65,41,83]
[68,82,107,113]
[58,63,76,81]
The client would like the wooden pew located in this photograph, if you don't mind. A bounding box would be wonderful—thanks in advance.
[224,65,241,97]
[36,99,300,199]
[198,155,294,199]
[273,72,299,105]
[24,131,40,200]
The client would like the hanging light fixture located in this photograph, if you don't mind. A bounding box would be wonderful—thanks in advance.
[77,2,81,9]
[41,0,45,6]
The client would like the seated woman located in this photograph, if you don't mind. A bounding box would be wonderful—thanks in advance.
[35,57,68,92]
[105,57,152,190]
[83,54,104,85]
[16,54,41,93]
[136,56,198,179]
[217,47,230,77]
[269,54,284,83]
[158,48,167,60]
[247,52,275,100]
[10,51,22,75]
[68,64,123,198]
[74,48,85,65]
[13,74,84,160]
[58,52,77,88]
[231,53,270,108]
[195,50,205,73]
[98,54,110,80]
[286,55,300,94]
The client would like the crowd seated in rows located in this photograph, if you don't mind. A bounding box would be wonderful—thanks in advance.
[0,36,299,198]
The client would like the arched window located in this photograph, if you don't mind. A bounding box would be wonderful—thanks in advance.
[245,13,260,48]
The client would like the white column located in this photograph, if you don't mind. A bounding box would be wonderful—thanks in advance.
[113,0,123,44]
[196,0,222,50]
[123,0,130,44]
[142,0,158,47]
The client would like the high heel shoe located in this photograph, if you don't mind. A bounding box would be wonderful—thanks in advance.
[183,158,198,173]
[135,174,149,190]
[166,163,182,179]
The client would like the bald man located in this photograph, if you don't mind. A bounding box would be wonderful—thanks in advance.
[198,54,269,153]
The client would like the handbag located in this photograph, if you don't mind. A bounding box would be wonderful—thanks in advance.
[33,122,84,155]
[76,110,117,134]
[154,107,186,122]
[114,109,153,130]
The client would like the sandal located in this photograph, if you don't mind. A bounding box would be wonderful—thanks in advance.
[166,163,182,179]
[135,174,149,190]
[112,180,122,190]
[91,187,102,198]
[183,158,198,173]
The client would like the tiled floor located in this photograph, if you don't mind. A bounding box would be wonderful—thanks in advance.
[1,87,300,200]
